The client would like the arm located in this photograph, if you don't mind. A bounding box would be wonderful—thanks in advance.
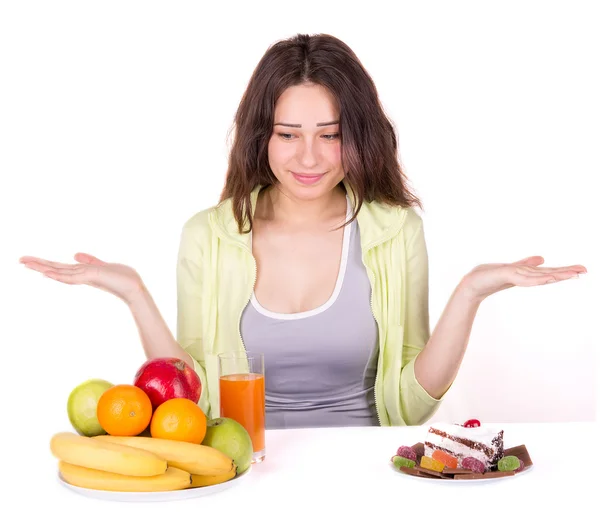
[413,282,480,399]
[130,213,211,415]
[396,213,478,424]
[408,239,585,402]
[19,216,212,412]
[20,251,194,367]
[127,286,195,367]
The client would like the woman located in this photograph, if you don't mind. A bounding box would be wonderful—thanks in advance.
[19,33,586,428]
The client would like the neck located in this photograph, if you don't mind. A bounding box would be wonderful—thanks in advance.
[259,183,347,228]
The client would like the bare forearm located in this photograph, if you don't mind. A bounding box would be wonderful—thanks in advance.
[414,280,482,399]
[127,285,194,368]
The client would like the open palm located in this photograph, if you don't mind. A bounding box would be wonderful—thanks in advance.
[19,253,144,304]
[462,255,587,302]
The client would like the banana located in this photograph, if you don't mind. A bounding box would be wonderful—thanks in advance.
[188,466,237,488]
[59,461,191,492]
[94,435,235,476]
[51,432,167,477]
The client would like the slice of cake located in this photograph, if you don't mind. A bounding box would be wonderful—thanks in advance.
[424,420,504,471]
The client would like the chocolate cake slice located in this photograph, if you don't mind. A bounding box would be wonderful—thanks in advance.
[423,422,504,471]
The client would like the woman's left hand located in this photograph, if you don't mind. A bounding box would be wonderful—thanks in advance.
[459,255,587,303]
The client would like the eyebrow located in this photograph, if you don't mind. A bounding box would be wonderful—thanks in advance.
[273,120,339,128]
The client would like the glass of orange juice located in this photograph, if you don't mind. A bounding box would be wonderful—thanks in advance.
[217,351,265,463]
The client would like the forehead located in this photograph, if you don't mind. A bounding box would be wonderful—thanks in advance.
[274,84,338,124]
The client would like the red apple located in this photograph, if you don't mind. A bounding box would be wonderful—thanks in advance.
[133,357,201,410]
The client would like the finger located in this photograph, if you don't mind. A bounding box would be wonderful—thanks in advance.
[513,256,544,266]
[22,261,86,275]
[20,256,77,269]
[554,265,587,274]
[43,270,87,285]
[74,253,106,265]
[515,267,550,276]
[523,265,587,274]
[517,270,580,286]
[24,261,84,274]
[47,266,87,276]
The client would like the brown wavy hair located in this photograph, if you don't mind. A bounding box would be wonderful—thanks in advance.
[219,33,423,234]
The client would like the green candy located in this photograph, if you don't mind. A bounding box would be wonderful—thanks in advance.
[392,456,416,469]
[497,455,520,472]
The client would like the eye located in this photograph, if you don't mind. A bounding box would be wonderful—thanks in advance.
[276,132,340,141]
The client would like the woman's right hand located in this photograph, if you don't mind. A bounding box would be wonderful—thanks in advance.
[19,252,146,305]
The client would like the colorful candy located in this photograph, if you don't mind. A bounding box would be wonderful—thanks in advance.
[497,455,520,472]
[420,455,445,472]
[392,456,416,469]
[461,457,486,474]
[396,445,417,461]
[432,449,458,469]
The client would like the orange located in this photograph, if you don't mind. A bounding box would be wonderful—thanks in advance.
[150,398,207,444]
[96,384,152,436]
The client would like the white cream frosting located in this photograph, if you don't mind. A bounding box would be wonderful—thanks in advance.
[426,422,502,446]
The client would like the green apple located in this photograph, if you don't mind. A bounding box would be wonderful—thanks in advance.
[201,417,253,474]
[66,378,114,436]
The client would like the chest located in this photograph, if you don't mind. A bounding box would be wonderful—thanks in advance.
[251,224,349,314]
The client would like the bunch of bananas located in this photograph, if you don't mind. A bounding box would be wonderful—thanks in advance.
[50,432,237,492]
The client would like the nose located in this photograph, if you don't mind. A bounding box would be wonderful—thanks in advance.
[298,138,319,168]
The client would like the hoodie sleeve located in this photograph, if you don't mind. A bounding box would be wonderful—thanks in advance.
[176,212,211,417]
[399,214,448,425]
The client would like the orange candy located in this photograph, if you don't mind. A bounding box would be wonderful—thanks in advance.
[420,455,445,472]
[432,450,458,469]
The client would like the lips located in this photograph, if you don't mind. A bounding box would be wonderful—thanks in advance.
[291,172,325,184]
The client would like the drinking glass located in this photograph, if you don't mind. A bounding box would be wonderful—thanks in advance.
[217,351,265,463]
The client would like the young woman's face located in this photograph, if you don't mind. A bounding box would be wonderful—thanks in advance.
[268,83,344,201]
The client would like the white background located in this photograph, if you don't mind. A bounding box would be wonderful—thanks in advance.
[0,1,598,522]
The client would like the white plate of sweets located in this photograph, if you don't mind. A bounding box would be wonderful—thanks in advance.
[390,420,534,483]
[390,455,533,483]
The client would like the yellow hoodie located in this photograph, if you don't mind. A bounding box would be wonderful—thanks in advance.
[176,181,446,426]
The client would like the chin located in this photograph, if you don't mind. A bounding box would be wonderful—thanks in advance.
[287,181,330,200]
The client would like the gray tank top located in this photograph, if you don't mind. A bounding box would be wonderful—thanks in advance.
[240,197,379,429]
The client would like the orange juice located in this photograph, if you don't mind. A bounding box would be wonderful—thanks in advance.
[219,373,265,453]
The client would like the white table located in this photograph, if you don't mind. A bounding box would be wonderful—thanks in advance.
[14,422,598,530]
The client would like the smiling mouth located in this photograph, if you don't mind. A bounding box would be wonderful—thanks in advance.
[292,172,325,178]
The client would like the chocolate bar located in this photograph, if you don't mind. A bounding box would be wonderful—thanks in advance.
[411,443,425,458]
[413,465,452,479]
[441,467,476,475]
[504,444,533,468]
